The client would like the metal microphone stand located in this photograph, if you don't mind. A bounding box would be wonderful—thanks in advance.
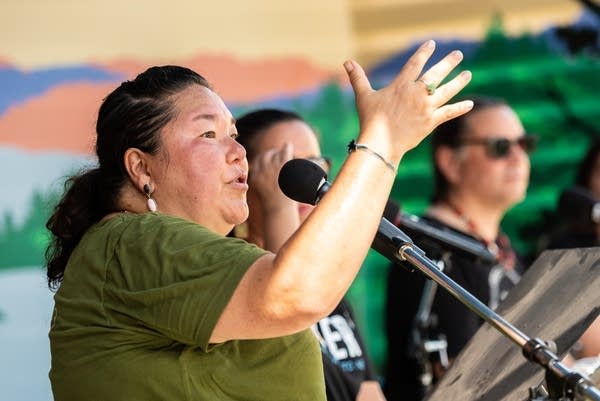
[373,218,600,401]
[409,266,449,395]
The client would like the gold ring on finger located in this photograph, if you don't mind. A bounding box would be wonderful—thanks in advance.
[416,78,437,96]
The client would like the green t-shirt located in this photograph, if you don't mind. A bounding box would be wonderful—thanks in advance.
[49,213,325,401]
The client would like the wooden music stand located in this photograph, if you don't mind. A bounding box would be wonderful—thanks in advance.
[425,247,600,401]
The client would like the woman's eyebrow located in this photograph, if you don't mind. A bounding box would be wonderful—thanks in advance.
[192,114,236,126]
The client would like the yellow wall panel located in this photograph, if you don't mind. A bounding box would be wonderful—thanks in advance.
[0,0,584,69]
[0,0,353,69]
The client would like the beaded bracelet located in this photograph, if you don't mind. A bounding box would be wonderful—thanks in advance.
[347,139,397,173]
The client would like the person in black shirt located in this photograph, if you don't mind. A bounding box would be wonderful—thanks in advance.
[315,299,382,401]
[235,108,387,401]
[384,96,535,401]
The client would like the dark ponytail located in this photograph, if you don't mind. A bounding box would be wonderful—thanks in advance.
[45,65,211,289]
[46,169,102,288]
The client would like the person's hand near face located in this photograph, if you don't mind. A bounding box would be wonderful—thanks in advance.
[248,142,300,251]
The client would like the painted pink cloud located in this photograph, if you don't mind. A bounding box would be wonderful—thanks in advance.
[0,53,342,154]
[0,82,116,154]
[93,53,336,103]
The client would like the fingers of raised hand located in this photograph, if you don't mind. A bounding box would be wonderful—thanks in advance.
[432,70,472,106]
[394,40,437,87]
[433,99,474,126]
[250,144,293,188]
[423,70,473,129]
[350,41,472,155]
[344,60,373,98]
[253,144,293,172]
[278,142,294,164]
[417,50,463,95]
[414,50,472,126]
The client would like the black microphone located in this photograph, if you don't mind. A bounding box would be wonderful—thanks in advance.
[278,159,495,263]
[559,186,600,224]
[277,159,331,204]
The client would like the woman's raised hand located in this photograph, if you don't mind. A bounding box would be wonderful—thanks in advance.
[344,40,473,165]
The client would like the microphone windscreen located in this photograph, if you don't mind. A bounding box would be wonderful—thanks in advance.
[278,159,327,205]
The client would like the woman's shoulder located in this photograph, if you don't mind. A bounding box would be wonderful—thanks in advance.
[85,213,215,248]
[105,213,266,253]
[97,212,205,232]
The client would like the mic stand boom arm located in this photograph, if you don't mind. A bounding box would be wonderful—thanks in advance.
[373,218,600,401]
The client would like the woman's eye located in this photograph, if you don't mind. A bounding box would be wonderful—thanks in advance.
[230,131,239,139]
[201,131,216,138]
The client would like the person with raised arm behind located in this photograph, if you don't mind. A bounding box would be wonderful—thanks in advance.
[235,108,386,401]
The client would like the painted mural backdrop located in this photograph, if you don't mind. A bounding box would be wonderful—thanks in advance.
[1,11,600,400]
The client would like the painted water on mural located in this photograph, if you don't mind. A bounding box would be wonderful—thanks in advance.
[0,267,54,401]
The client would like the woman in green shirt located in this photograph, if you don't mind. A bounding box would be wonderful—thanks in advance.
[45,40,473,400]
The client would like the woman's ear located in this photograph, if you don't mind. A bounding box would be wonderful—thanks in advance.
[123,148,152,190]
[435,146,462,186]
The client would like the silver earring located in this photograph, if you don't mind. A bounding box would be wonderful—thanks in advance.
[143,184,157,212]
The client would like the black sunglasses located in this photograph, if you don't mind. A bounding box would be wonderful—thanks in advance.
[459,134,539,159]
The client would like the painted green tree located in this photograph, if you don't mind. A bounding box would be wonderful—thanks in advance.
[0,190,55,270]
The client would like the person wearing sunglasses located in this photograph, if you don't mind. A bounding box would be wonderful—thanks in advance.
[234,108,387,401]
[458,133,538,160]
[384,96,533,401]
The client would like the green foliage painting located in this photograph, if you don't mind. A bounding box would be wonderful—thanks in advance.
[0,190,54,269]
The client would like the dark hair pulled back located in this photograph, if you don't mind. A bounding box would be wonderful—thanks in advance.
[45,66,211,289]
